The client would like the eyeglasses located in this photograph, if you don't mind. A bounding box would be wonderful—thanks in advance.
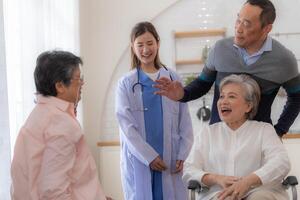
[71,75,84,83]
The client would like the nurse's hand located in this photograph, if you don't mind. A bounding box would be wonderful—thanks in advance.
[154,77,184,101]
[150,156,167,171]
[172,160,184,174]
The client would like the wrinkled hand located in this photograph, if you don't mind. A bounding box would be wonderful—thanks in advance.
[217,178,250,200]
[215,175,240,189]
[154,77,184,101]
[172,160,184,174]
[150,156,167,171]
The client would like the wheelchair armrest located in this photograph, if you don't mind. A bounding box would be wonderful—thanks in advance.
[188,180,202,191]
[282,176,298,186]
[188,180,202,200]
[188,179,209,193]
[282,176,298,200]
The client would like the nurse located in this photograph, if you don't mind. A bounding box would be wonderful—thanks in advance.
[115,21,194,200]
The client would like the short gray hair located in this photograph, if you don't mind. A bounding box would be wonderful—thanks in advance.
[219,74,261,119]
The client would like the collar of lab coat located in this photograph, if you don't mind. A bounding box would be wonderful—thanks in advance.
[158,66,171,80]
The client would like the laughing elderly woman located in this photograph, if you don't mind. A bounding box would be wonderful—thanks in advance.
[183,74,290,200]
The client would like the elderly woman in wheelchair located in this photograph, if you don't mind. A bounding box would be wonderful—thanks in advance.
[183,74,292,200]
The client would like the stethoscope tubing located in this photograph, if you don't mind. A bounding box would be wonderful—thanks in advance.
[132,66,172,93]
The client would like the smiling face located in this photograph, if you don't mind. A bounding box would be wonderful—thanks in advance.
[217,83,252,130]
[132,31,159,70]
[234,3,272,54]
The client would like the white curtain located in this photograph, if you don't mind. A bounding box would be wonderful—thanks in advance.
[1,0,80,199]
[0,0,11,199]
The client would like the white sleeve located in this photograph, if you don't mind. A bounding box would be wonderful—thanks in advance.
[183,125,210,184]
[254,123,291,185]
[115,78,158,165]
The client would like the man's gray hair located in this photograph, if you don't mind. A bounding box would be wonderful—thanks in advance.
[219,74,261,119]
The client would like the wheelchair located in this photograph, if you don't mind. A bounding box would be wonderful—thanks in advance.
[188,175,298,200]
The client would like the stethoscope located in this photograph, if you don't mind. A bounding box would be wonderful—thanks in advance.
[132,66,173,94]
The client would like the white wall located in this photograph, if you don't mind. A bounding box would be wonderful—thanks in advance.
[99,146,122,199]
[283,138,300,199]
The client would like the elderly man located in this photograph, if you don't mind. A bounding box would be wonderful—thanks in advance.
[155,0,300,137]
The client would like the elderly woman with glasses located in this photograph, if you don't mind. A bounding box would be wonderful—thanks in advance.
[11,50,111,200]
[183,74,290,200]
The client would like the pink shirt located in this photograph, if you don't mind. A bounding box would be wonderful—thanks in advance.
[11,95,106,200]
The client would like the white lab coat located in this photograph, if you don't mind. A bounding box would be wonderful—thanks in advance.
[116,67,193,200]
